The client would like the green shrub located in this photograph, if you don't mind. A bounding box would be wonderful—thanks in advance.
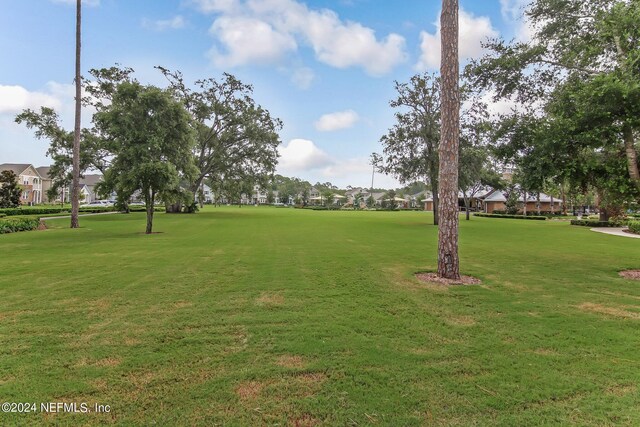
[0,218,42,234]
[628,221,640,235]
[0,207,69,216]
[474,213,547,220]
[78,206,117,213]
[128,205,166,213]
[0,213,5,218]
[570,219,627,227]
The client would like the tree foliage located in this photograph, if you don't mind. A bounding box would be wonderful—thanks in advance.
[157,67,282,194]
[15,107,106,203]
[93,82,196,233]
[469,0,640,217]
[380,73,441,224]
[0,171,22,208]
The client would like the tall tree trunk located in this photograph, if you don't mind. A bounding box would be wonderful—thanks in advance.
[536,192,541,215]
[145,189,155,234]
[623,125,640,191]
[70,0,81,229]
[437,0,460,280]
[463,193,470,220]
[522,189,527,216]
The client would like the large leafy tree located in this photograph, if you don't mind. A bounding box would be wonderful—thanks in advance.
[157,68,282,198]
[380,74,441,224]
[94,82,196,234]
[469,0,640,201]
[15,107,107,203]
[0,171,22,208]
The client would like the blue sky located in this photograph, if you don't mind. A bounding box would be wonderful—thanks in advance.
[0,0,528,188]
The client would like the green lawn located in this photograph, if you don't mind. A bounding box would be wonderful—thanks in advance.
[1,207,639,426]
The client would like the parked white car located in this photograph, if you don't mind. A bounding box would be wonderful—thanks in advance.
[80,200,113,208]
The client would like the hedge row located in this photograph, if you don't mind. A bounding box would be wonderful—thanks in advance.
[79,207,117,213]
[0,207,68,216]
[128,205,166,212]
[491,210,565,216]
[0,218,42,234]
[474,213,547,220]
[628,221,640,234]
[570,219,627,227]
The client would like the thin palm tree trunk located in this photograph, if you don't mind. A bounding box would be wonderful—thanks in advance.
[70,0,81,228]
[437,0,460,279]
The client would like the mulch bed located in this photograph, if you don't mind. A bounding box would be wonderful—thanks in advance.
[619,270,640,280]
[415,272,481,286]
[622,229,640,235]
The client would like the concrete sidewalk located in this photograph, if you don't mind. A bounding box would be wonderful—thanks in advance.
[590,227,640,239]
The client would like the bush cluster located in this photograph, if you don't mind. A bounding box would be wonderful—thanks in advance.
[570,219,627,227]
[474,213,547,220]
[0,218,42,234]
[628,221,640,234]
[78,206,117,213]
[491,209,565,217]
[0,207,68,216]
[128,205,166,212]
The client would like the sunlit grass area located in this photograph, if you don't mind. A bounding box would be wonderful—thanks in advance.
[1,207,639,425]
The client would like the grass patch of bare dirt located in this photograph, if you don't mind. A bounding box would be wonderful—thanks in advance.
[619,270,640,280]
[415,272,482,286]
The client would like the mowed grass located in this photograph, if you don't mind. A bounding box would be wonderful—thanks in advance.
[1,207,639,426]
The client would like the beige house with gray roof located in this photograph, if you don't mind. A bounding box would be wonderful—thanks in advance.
[0,163,46,204]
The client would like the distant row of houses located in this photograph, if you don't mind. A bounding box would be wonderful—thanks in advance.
[2,163,563,213]
[201,184,562,213]
[0,163,103,205]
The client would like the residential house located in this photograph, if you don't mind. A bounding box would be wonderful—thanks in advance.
[422,192,435,211]
[0,163,45,205]
[35,166,54,202]
[480,189,563,213]
[410,190,429,209]
[345,187,364,204]
[309,187,320,199]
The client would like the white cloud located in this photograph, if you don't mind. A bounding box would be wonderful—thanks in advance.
[500,0,534,42]
[314,110,359,132]
[500,0,527,21]
[277,138,333,172]
[209,16,297,67]
[192,0,240,13]
[0,81,91,168]
[287,3,407,75]
[197,0,407,75]
[416,8,499,70]
[475,90,519,118]
[276,139,400,188]
[291,67,315,89]
[142,15,186,31]
[320,156,400,189]
[0,85,62,114]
